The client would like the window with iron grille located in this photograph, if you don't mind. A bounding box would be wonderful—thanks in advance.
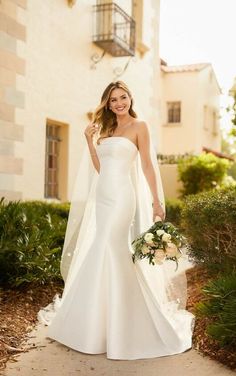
[167,102,181,123]
[93,2,136,57]
[44,123,61,199]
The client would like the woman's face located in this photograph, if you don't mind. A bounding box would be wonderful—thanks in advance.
[108,88,131,116]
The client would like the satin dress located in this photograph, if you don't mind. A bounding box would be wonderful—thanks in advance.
[46,136,193,360]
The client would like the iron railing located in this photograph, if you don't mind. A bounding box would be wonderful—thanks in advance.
[93,2,136,57]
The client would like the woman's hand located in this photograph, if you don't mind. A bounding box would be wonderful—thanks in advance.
[153,201,165,222]
[84,123,98,141]
[84,123,100,173]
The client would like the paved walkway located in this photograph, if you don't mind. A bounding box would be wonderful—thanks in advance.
[2,324,235,376]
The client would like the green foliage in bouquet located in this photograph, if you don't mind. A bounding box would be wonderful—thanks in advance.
[196,273,236,347]
[178,152,231,196]
[0,199,69,287]
[181,186,236,274]
[132,220,187,269]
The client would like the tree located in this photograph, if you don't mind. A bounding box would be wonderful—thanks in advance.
[229,78,236,137]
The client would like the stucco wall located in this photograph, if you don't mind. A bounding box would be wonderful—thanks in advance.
[0,0,27,200]
[160,66,221,155]
[17,0,161,201]
[197,66,221,152]
[161,71,199,155]
[159,164,183,199]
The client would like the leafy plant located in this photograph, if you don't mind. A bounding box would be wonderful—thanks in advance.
[196,273,236,346]
[0,199,69,287]
[178,152,231,196]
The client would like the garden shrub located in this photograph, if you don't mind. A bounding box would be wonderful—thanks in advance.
[178,152,231,196]
[196,273,236,347]
[157,152,193,165]
[180,186,236,273]
[0,199,69,287]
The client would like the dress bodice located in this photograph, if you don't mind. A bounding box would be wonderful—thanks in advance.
[96,137,138,177]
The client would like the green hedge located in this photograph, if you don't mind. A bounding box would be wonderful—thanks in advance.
[180,187,236,348]
[0,199,69,287]
[180,186,236,273]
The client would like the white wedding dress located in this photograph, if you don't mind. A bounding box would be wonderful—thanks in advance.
[40,136,194,360]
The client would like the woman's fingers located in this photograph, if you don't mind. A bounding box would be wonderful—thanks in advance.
[84,123,98,138]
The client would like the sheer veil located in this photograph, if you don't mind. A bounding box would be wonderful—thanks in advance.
[38,124,193,325]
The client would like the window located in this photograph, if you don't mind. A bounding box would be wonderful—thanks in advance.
[167,102,181,123]
[44,120,68,200]
[212,111,218,136]
[203,106,218,135]
[45,123,61,199]
[203,105,209,130]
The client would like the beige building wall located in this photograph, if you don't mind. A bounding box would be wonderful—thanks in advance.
[159,164,183,200]
[0,0,27,200]
[160,64,221,155]
[159,63,221,199]
[197,66,221,152]
[0,0,162,201]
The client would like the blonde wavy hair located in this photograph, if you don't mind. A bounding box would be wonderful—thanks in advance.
[93,81,137,140]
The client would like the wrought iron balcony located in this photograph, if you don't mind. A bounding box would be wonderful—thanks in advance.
[93,2,136,57]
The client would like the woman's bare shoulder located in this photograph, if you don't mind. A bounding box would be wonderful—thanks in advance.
[132,119,149,135]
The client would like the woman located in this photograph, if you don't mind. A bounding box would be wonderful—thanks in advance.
[84,82,164,222]
[41,81,194,360]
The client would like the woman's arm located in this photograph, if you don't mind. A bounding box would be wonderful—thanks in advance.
[84,123,100,173]
[137,122,165,221]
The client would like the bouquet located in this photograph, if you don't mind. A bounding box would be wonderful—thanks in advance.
[132,217,187,270]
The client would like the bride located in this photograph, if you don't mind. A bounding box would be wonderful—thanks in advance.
[39,81,194,360]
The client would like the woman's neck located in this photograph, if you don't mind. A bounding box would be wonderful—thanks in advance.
[116,115,133,128]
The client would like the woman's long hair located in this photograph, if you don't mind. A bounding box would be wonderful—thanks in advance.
[93,81,137,139]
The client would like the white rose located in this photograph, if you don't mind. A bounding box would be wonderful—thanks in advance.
[156,229,165,236]
[144,232,154,244]
[165,242,178,257]
[162,233,172,242]
[141,245,150,255]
